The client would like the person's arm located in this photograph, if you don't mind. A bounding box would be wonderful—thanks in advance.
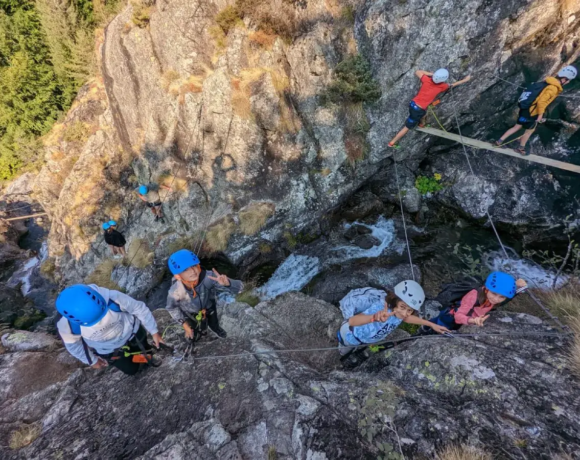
[137,194,148,202]
[453,290,478,325]
[349,309,393,327]
[403,315,450,333]
[166,285,187,323]
[450,75,472,88]
[207,269,244,294]
[339,289,386,319]
[57,318,97,365]
[109,290,162,346]
[160,184,173,191]
[415,70,433,78]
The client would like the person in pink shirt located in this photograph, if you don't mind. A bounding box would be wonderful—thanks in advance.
[423,272,527,332]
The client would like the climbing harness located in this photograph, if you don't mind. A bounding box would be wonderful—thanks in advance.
[393,161,416,282]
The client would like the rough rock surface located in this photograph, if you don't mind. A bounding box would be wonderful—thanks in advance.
[29,0,580,296]
[1,331,59,352]
[0,292,578,459]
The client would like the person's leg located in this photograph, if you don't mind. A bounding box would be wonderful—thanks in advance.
[119,246,126,256]
[207,307,227,338]
[389,127,409,146]
[519,127,536,147]
[108,244,115,255]
[497,124,523,144]
[109,356,141,375]
[418,114,427,128]
[155,204,163,218]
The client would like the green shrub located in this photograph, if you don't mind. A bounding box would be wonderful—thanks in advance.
[415,173,443,195]
[236,290,261,307]
[215,5,242,34]
[323,55,381,104]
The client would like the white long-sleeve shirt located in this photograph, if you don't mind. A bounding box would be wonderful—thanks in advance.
[57,285,158,365]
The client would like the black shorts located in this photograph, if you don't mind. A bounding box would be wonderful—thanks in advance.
[517,109,538,130]
[146,201,162,208]
[405,101,427,129]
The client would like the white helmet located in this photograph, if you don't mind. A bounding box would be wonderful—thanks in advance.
[394,280,425,311]
[432,68,449,84]
[557,65,577,80]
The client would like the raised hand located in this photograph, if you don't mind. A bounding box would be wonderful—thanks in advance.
[208,268,231,286]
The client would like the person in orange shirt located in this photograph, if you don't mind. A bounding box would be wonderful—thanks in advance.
[494,66,577,156]
[421,272,527,333]
[388,69,471,148]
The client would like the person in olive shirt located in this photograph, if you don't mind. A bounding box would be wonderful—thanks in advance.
[103,220,126,259]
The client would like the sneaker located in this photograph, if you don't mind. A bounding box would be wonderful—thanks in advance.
[113,254,122,259]
[388,142,401,150]
[514,146,530,156]
[211,327,227,338]
[154,215,159,222]
[493,139,503,147]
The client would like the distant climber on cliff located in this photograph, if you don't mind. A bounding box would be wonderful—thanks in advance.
[388,69,472,148]
[136,183,172,222]
[336,281,450,362]
[494,65,577,156]
[419,271,528,334]
[165,249,243,343]
[56,284,163,375]
[103,220,126,259]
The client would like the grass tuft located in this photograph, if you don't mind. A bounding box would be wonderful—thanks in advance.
[205,216,237,253]
[40,257,56,281]
[9,423,42,450]
[239,202,275,235]
[248,30,277,49]
[436,444,491,460]
[62,121,91,143]
[85,259,123,291]
[124,238,154,270]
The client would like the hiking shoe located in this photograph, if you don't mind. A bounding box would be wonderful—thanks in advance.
[493,139,503,147]
[211,326,227,338]
[388,143,401,150]
[514,146,530,156]
[154,216,159,222]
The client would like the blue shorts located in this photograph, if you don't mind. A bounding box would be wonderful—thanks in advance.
[405,101,427,129]
[517,109,538,130]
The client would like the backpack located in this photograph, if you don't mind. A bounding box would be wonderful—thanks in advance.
[59,301,122,364]
[518,81,549,110]
[434,276,483,310]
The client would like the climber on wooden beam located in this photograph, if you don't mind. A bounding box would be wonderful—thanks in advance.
[388,69,471,149]
[494,66,577,156]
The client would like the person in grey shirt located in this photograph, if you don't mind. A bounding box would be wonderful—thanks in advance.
[165,249,243,339]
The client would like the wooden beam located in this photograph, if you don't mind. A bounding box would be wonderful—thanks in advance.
[417,126,580,174]
[4,212,47,221]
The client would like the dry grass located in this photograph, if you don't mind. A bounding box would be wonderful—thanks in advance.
[231,69,266,120]
[543,286,580,319]
[62,121,91,143]
[248,30,277,49]
[39,257,56,281]
[161,69,181,93]
[85,259,123,291]
[343,102,370,163]
[9,423,42,450]
[132,2,153,28]
[157,172,188,195]
[165,233,203,256]
[239,202,275,235]
[209,25,227,50]
[436,444,491,460]
[569,316,580,378]
[205,216,237,253]
[124,238,154,269]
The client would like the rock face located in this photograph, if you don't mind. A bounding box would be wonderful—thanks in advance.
[0,292,578,459]
[30,0,580,295]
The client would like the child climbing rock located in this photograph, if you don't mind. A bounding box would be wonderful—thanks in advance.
[495,66,577,156]
[165,249,244,340]
[56,284,163,375]
[388,69,471,148]
[103,220,126,259]
[337,281,450,356]
[136,183,172,222]
[422,271,527,333]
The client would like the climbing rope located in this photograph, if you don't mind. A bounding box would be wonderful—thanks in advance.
[494,73,580,100]
[393,161,416,281]
[445,85,568,331]
[169,330,571,362]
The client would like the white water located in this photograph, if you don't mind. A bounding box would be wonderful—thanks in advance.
[487,252,569,290]
[7,242,48,295]
[327,216,397,264]
[259,216,398,300]
[258,254,321,300]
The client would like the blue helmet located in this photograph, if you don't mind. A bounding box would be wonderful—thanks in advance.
[56,284,108,327]
[139,185,148,195]
[485,272,516,299]
[102,222,110,230]
[168,249,200,275]
[108,220,117,226]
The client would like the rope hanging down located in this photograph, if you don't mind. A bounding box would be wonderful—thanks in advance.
[446,86,568,331]
[393,161,416,281]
